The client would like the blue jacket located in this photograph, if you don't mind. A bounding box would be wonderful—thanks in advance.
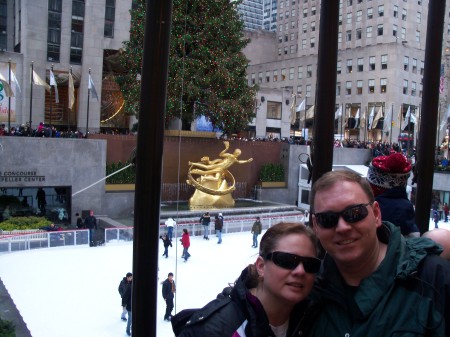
[306,222,450,337]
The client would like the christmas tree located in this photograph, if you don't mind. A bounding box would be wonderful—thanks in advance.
[117,0,257,135]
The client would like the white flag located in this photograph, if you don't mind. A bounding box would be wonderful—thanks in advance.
[88,74,99,101]
[49,69,59,103]
[367,107,375,129]
[10,70,21,94]
[440,105,450,131]
[296,99,305,112]
[383,106,392,133]
[354,108,360,129]
[401,106,411,130]
[334,106,342,120]
[371,107,383,129]
[32,70,51,92]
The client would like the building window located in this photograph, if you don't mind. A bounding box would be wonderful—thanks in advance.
[278,35,283,43]
[401,27,406,39]
[251,73,256,85]
[336,82,341,96]
[298,66,303,79]
[267,101,282,119]
[307,64,312,77]
[404,56,409,71]
[403,80,408,94]
[347,0,352,5]
[302,23,308,33]
[346,30,352,41]
[70,0,85,64]
[289,67,294,80]
[302,39,306,49]
[278,48,282,55]
[415,30,420,43]
[411,81,417,96]
[393,24,398,37]
[0,0,7,50]
[346,12,352,24]
[339,14,342,25]
[290,45,296,54]
[303,8,308,17]
[381,54,388,69]
[346,59,353,73]
[393,5,398,18]
[284,46,288,54]
[266,71,270,83]
[291,9,296,17]
[402,9,407,21]
[297,85,302,95]
[311,6,316,15]
[306,84,311,97]
[369,56,375,70]
[366,26,372,38]
[378,5,384,17]
[337,60,342,74]
[356,28,362,40]
[357,80,363,94]
[284,35,288,42]
[377,24,383,36]
[420,61,424,75]
[310,37,315,47]
[273,70,278,82]
[367,7,373,19]
[346,81,352,95]
[356,10,362,22]
[258,72,263,84]
[285,10,289,19]
[291,21,296,29]
[281,68,286,80]
[338,32,342,43]
[290,33,295,41]
[417,12,421,23]
[412,58,417,73]
[357,58,363,72]
[104,0,115,37]
[47,0,62,62]
[368,79,375,93]
[311,21,315,31]
[380,78,387,92]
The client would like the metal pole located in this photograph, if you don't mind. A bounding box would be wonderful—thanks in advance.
[407,106,411,155]
[303,96,307,139]
[415,0,446,234]
[311,0,339,183]
[86,68,91,138]
[50,65,53,126]
[390,103,393,144]
[133,1,173,336]
[7,59,11,132]
[68,67,72,132]
[29,62,33,129]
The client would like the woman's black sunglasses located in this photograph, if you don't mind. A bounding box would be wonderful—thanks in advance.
[265,251,321,273]
[313,202,373,229]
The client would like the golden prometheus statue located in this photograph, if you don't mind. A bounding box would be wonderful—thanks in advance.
[187,141,253,208]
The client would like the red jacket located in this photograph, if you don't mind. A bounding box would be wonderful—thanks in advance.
[181,232,190,248]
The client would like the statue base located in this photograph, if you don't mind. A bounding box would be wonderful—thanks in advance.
[188,178,235,209]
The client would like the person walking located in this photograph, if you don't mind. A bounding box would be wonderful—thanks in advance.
[180,229,191,262]
[433,209,440,229]
[118,272,132,321]
[214,213,224,244]
[162,272,176,322]
[75,212,84,229]
[84,210,97,244]
[122,274,132,336]
[251,216,262,248]
[200,212,211,240]
[172,222,320,336]
[160,234,172,258]
[165,218,176,240]
[306,170,450,336]
[444,202,449,222]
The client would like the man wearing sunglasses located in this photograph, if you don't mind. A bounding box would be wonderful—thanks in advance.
[306,170,450,337]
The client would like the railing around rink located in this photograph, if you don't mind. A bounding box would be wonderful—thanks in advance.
[104,212,307,244]
[0,229,90,253]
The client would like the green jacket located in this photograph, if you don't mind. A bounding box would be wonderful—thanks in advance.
[307,222,450,337]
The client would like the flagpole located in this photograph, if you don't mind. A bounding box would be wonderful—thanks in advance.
[437,103,442,146]
[390,103,393,144]
[398,104,402,144]
[7,59,11,132]
[340,104,343,140]
[364,106,367,143]
[407,105,411,155]
[86,68,91,138]
[68,67,72,132]
[29,62,33,129]
[304,96,307,139]
[50,64,53,126]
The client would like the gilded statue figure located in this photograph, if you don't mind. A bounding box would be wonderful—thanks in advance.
[187,141,253,208]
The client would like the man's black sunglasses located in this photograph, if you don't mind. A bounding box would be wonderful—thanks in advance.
[313,202,373,229]
[265,251,321,273]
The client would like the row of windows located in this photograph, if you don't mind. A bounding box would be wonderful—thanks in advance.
[336,79,419,96]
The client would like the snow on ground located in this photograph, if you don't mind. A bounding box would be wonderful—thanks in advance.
[0,219,449,337]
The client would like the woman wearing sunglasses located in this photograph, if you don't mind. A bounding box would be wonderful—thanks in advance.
[172,222,321,337]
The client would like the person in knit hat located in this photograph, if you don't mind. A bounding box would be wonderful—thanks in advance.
[366,152,420,237]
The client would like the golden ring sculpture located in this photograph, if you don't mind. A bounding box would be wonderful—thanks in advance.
[187,166,236,195]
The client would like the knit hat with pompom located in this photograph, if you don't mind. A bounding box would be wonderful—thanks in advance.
[366,153,411,196]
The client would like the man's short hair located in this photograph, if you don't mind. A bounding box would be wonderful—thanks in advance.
[310,170,375,213]
[168,272,174,277]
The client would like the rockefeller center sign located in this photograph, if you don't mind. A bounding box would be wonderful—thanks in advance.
[0,170,46,183]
